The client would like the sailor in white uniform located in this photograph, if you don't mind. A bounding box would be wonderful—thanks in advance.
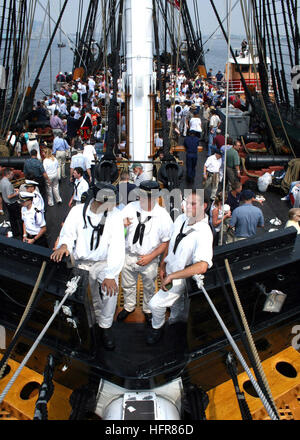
[50,183,125,350]
[19,191,47,247]
[117,181,173,323]
[68,167,89,207]
[147,191,213,344]
[23,180,45,211]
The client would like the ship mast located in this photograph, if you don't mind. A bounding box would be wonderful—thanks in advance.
[125,0,154,177]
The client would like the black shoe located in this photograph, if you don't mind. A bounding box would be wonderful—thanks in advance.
[102,327,115,350]
[117,308,134,322]
[146,326,164,345]
[143,312,152,326]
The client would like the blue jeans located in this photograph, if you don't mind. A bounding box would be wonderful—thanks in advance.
[208,127,217,156]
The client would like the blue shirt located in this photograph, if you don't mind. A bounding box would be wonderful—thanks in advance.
[52,137,70,154]
[230,203,264,238]
[24,158,45,178]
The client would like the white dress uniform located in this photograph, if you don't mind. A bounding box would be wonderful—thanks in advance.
[149,213,213,329]
[57,203,125,328]
[21,203,46,236]
[73,177,89,204]
[32,190,44,211]
[121,201,173,314]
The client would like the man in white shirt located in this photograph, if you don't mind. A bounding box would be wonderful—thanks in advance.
[51,183,125,350]
[147,191,213,344]
[19,191,47,247]
[88,76,95,99]
[70,144,92,183]
[69,167,89,207]
[203,150,223,200]
[83,142,97,183]
[208,109,221,156]
[117,181,173,324]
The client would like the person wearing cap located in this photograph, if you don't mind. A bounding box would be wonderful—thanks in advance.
[147,190,213,344]
[228,189,264,241]
[213,129,225,150]
[50,183,125,350]
[70,145,92,184]
[23,180,45,212]
[20,191,47,247]
[69,167,89,207]
[117,180,173,324]
[132,163,147,187]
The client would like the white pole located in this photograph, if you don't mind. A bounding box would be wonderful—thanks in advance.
[125,0,154,178]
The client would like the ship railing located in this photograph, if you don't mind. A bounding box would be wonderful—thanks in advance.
[205,78,274,96]
[223,79,274,95]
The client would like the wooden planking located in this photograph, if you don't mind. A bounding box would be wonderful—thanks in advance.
[205,346,300,420]
[115,268,162,323]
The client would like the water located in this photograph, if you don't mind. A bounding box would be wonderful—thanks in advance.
[29,36,237,101]
[3,34,293,102]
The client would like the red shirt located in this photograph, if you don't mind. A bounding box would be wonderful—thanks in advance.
[213,134,225,149]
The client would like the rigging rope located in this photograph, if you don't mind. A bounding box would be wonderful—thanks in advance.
[242,0,296,158]
[0,276,81,405]
[193,274,279,420]
[0,261,47,380]
[224,258,280,419]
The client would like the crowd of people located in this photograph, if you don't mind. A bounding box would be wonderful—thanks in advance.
[0,63,299,353]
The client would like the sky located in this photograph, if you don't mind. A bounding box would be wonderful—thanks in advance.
[33,0,246,37]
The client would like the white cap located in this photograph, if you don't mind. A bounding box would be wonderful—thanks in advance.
[25,179,39,186]
[19,191,34,201]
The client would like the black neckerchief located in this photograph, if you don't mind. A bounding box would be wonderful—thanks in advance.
[132,211,151,246]
[173,219,194,254]
[74,180,80,196]
[87,210,108,251]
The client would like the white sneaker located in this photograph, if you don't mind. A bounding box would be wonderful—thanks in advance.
[281,195,289,201]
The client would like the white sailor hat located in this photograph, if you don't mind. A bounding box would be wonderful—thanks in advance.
[19,191,34,202]
[24,179,39,186]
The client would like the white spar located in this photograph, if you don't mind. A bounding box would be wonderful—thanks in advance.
[125,0,155,178]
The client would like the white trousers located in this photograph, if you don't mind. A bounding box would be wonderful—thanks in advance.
[46,174,61,205]
[148,279,188,329]
[121,253,158,313]
[77,260,119,329]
